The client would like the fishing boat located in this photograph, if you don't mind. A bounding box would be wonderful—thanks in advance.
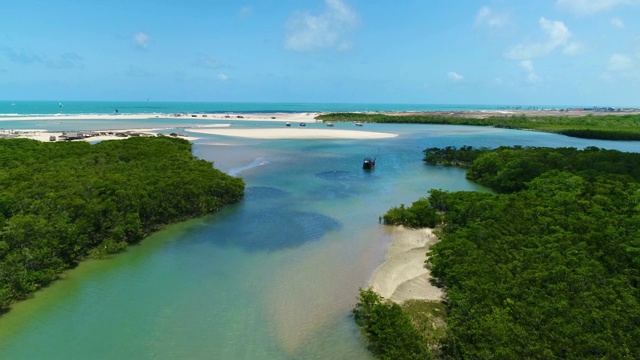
[285,122,291,127]
[362,157,376,170]
[326,122,334,127]
[355,122,363,126]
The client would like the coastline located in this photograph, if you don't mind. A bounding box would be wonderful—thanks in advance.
[0,128,199,142]
[370,226,442,303]
[0,111,402,141]
[4,108,640,124]
[377,109,640,118]
[186,127,397,139]
[0,112,324,122]
[3,108,640,142]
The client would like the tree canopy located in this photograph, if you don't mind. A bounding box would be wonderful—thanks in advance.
[365,146,640,359]
[0,137,244,311]
[317,113,640,140]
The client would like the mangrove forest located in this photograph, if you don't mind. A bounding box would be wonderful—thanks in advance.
[0,137,244,311]
[317,112,640,140]
[357,146,640,359]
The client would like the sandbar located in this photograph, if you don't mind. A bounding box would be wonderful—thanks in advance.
[370,226,442,303]
[186,128,397,139]
[0,112,324,122]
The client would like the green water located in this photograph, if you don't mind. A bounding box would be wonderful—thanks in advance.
[0,122,635,359]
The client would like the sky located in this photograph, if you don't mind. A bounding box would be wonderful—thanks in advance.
[1,0,639,106]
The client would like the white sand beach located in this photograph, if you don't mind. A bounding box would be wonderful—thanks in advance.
[2,123,396,142]
[186,127,398,139]
[0,112,324,123]
[0,128,198,142]
[370,226,443,303]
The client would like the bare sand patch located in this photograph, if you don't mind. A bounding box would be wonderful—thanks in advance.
[186,128,397,139]
[370,226,442,303]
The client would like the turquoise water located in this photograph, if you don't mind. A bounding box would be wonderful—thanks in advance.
[0,104,638,359]
[1,100,585,117]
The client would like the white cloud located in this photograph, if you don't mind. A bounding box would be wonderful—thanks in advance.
[602,53,637,80]
[607,53,633,71]
[124,65,151,77]
[475,6,509,28]
[519,60,541,83]
[2,47,84,68]
[133,32,150,49]
[239,6,253,18]
[556,0,639,15]
[611,17,624,28]
[563,42,583,55]
[218,73,229,81]
[447,72,464,81]
[47,52,84,69]
[3,47,43,64]
[284,0,359,52]
[200,56,220,68]
[505,18,573,59]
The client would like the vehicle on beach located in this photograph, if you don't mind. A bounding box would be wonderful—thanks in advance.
[363,157,376,170]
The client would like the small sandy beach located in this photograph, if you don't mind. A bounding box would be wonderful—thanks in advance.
[370,226,443,303]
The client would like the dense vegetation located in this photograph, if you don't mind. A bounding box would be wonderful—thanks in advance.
[354,288,434,359]
[0,137,244,311]
[360,146,640,359]
[423,145,488,167]
[382,199,441,228]
[317,112,640,140]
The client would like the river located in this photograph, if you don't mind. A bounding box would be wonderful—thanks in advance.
[0,119,637,359]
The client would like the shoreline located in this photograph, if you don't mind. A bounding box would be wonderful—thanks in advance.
[186,127,397,139]
[0,112,324,123]
[3,108,640,123]
[0,128,199,143]
[370,226,442,304]
[380,109,640,119]
[0,112,402,141]
[1,126,397,142]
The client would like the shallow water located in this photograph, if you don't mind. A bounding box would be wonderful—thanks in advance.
[0,120,637,359]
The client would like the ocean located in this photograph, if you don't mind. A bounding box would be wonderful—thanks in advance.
[0,102,638,359]
[0,100,580,117]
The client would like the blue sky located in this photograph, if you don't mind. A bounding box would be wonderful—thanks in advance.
[1,0,639,106]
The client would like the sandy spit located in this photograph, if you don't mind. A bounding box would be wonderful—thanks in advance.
[370,226,443,303]
[186,127,398,140]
